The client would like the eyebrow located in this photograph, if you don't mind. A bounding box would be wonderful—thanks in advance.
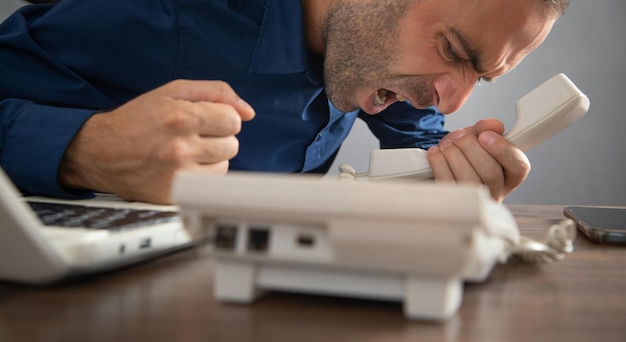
[449,28,491,79]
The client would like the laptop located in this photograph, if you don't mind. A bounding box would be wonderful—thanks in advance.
[0,167,192,285]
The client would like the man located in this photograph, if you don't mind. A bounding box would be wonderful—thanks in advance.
[0,0,567,204]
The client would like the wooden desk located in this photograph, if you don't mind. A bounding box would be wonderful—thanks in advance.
[1,205,625,342]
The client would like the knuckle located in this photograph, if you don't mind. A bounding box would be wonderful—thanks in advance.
[224,111,242,134]
[520,158,532,175]
[481,167,503,186]
[212,80,232,92]
[220,136,240,159]
[166,79,188,92]
[517,163,531,179]
[455,131,474,148]
[205,136,239,161]
[427,148,445,166]
[199,103,241,135]
[169,79,184,87]
[161,111,192,132]
[509,153,532,179]
[159,139,191,164]
[213,160,230,174]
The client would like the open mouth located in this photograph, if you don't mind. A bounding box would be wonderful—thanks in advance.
[361,87,429,115]
[373,88,407,107]
[360,88,409,115]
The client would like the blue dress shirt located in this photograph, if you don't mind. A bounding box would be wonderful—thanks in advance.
[0,0,447,199]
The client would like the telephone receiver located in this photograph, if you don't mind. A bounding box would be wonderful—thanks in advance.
[352,73,590,182]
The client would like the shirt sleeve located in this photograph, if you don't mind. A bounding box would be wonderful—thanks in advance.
[358,102,448,150]
[0,0,178,198]
[0,99,96,198]
[0,4,104,199]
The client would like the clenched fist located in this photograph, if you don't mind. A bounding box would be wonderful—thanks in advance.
[59,80,255,204]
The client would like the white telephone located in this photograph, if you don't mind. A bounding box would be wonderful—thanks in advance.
[173,172,576,321]
[348,73,590,181]
[171,73,586,321]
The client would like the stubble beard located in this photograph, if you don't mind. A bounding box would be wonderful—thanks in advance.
[322,0,425,113]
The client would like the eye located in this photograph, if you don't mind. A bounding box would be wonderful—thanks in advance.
[443,39,462,63]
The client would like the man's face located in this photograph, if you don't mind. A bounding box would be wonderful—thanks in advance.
[323,0,555,115]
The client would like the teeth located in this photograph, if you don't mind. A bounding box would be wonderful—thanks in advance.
[373,89,387,106]
[396,94,407,102]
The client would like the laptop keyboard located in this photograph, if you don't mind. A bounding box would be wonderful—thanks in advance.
[28,201,180,231]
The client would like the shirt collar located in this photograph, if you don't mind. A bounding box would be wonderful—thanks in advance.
[248,0,309,75]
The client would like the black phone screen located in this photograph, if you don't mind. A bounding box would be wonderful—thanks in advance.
[564,206,626,245]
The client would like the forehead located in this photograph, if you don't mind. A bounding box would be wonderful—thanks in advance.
[414,0,555,76]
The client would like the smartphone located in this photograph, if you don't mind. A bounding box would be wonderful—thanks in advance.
[563,206,626,245]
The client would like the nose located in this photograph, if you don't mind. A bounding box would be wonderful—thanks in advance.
[432,74,475,114]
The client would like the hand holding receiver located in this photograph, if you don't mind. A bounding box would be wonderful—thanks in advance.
[58,80,255,204]
[363,73,590,182]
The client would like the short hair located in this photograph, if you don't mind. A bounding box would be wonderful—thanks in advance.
[542,0,570,17]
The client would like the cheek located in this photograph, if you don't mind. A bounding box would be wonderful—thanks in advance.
[393,42,448,76]
[394,5,447,74]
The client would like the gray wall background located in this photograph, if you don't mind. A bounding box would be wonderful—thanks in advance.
[0,0,24,19]
[3,1,625,205]
[330,0,626,206]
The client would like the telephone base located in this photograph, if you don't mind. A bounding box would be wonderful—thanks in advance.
[214,259,462,320]
[173,172,519,321]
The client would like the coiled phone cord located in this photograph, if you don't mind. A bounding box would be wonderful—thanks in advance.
[506,219,576,264]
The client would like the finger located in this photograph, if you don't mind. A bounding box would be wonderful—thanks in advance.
[156,135,239,166]
[159,100,243,137]
[163,80,256,121]
[468,150,505,200]
[472,118,505,135]
[195,136,240,164]
[194,101,243,136]
[427,146,455,181]
[185,160,230,175]
[175,135,239,164]
[478,131,531,191]
[433,128,463,154]
[442,130,482,183]
[450,129,503,183]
